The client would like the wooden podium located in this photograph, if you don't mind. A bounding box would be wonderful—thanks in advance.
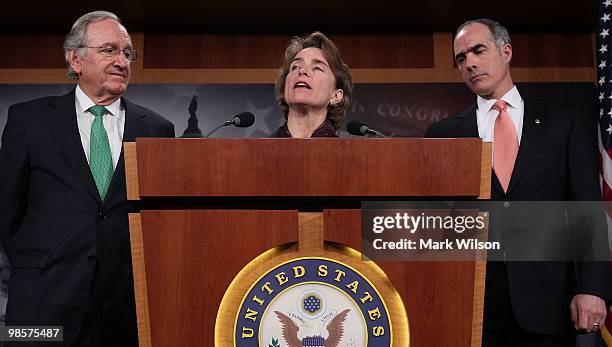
[124,138,492,347]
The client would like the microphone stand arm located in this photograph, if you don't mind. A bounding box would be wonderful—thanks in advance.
[203,121,232,138]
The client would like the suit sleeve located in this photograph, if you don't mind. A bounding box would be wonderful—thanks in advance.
[0,105,30,262]
[166,122,175,138]
[566,108,601,201]
[425,122,440,138]
[566,107,611,300]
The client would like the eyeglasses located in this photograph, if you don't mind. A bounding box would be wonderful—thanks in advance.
[81,45,137,63]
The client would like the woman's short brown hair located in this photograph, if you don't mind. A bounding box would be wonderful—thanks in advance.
[275,32,353,129]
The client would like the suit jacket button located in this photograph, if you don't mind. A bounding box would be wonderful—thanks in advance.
[87,252,98,262]
[503,201,511,208]
[98,211,106,219]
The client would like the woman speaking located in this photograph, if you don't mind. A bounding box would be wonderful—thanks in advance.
[271,32,353,138]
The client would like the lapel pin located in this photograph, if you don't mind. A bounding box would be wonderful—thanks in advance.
[535,118,541,125]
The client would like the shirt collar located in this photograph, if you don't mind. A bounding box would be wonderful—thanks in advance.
[75,85,123,119]
[476,85,522,114]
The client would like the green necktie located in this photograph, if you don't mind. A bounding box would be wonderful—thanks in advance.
[88,105,113,200]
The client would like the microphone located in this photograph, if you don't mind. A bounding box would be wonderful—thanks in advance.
[204,112,255,137]
[224,112,255,128]
[346,120,388,138]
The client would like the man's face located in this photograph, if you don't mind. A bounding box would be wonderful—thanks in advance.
[453,23,513,100]
[68,19,132,104]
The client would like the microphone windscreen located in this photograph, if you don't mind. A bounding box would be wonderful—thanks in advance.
[233,112,255,127]
[347,120,367,136]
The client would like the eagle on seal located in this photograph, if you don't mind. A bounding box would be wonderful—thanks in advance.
[274,309,351,347]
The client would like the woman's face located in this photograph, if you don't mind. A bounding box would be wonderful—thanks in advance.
[284,47,342,112]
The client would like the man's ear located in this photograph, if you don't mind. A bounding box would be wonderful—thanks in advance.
[502,43,512,63]
[68,50,83,76]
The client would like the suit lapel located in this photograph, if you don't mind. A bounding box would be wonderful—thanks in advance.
[102,98,147,206]
[463,105,506,196]
[456,105,480,138]
[47,89,102,204]
[506,100,546,194]
[121,99,147,143]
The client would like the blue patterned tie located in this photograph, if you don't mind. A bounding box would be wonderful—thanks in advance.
[88,105,113,200]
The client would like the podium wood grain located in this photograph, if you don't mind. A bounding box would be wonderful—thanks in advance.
[126,139,489,346]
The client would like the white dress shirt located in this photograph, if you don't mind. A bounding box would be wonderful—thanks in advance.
[476,85,524,143]
[75,85,125,170]
[476,86,524,166]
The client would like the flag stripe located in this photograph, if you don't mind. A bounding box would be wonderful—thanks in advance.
[596,0,612,342]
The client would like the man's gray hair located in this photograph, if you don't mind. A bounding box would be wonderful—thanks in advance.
[63,11,123,80]
[456,18,511,49]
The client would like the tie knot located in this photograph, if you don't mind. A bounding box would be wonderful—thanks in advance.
[88,105,108,118]
[491,100,507,113]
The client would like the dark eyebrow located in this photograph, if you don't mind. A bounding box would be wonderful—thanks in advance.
[290,57,330,69]
[454,43,486,61]
[97,42,133,49]
[312,58,330,68]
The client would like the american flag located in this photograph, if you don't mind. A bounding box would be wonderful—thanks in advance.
[597,0,612,343]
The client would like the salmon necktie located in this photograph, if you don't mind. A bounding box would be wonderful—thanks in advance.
[492,100,519,193]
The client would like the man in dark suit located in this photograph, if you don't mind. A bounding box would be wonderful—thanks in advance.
[0,11,174,347]
[427,19,610,346]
